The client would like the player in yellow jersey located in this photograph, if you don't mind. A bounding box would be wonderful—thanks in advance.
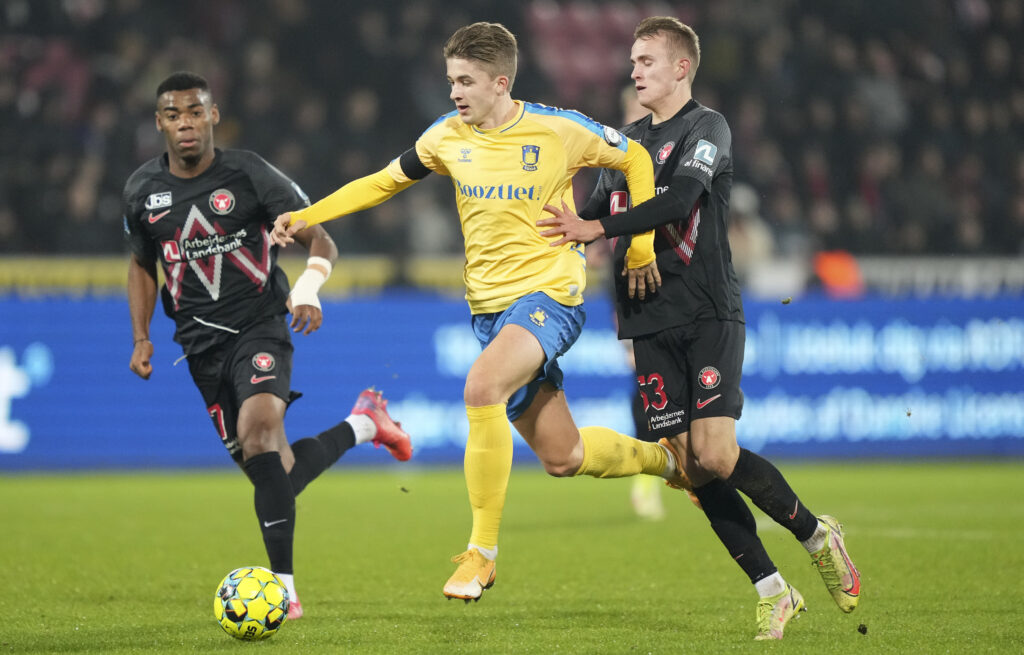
[270,22,693,602]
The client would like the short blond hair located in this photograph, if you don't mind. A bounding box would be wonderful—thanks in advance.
[634,16,701,80]
[443,22,518,88]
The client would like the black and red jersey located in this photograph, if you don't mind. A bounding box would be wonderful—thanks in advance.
[584,99,743,338]
[122,148,309,354]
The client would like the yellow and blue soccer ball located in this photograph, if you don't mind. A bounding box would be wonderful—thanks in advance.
[213,566,290,640]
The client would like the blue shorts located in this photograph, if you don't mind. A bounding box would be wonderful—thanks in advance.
[471,291,586,421]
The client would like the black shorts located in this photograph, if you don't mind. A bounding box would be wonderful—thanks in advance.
[630,385,657,442]
[632,319,744,439]
[186,318,297,463]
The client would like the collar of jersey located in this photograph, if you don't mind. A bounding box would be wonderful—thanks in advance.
[648,98,700,131]
[161,147,222,181]
[470,100,526,135]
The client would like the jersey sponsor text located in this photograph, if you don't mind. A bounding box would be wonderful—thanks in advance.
[453,178,538,200]
[180,228,247,260]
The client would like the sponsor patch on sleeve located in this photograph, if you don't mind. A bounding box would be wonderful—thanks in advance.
[603,125,624,147]
[694,139,718,165]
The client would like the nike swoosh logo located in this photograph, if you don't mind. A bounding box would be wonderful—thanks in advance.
[147,210,171,224]
[696,394,721,409]
[837,539,862,595]
[263,518,288,528]
[788,501,799,520]
[250,374,277,384]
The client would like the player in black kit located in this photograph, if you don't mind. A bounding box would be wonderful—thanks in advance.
[123,72,412,620]
[538,18,861,640]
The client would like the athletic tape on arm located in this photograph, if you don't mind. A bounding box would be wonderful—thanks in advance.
[289,256,332,309]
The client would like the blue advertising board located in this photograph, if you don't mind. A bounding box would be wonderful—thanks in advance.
[1,292,1022,470]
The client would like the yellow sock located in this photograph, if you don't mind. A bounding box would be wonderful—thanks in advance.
[465,403,513,550]
[575,426,668,478]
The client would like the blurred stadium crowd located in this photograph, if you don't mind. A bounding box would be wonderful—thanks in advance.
[1,0,1022,266]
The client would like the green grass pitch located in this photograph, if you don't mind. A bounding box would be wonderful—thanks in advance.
[2,461,1022,654]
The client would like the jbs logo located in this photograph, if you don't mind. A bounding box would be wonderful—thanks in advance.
[145,192,172,209]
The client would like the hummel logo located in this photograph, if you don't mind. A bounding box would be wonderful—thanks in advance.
[148,210,171,224]
[263,518,288,528]
[695,394,721,409]
[250,374,277,384]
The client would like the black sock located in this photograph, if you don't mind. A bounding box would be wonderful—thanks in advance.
[694,479,777,583]
[288,421,357,495]
[725,448,819,542]
[243,451,296,575]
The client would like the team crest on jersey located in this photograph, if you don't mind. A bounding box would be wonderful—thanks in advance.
[458,148,473,163]
[657,141,675,164]
[521,145,540,171]
[603,125,623,147]
[698,366,721,389]
[145,191,172,210]
[209,188,235,215]
[529,308,547,327]
[252,352,276,372]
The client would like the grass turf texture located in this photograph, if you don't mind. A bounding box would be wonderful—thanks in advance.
[2,461,1021,654]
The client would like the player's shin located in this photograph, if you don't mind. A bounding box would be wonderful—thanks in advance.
[288,422,357,495]
[574,426,668,478]
[693,479,777,583]
[464,404,513,550]
[725,448,818,541]
[243,451,297,575]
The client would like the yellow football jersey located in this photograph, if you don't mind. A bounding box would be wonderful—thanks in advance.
[291,100,655,314]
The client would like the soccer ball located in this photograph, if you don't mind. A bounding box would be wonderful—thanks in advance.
[213,566,290,640]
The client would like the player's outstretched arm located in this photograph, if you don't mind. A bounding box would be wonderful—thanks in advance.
[538,200,660,300]
[287,225,338,335]
[271,167,417,247]
[127,253,158,379]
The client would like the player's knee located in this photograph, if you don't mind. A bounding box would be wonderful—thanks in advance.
[238,417,282,457]
[540,457,577,477]
[692,441,739,478]
[535,446,581,477]
[239,433,275,459]
[689,420,739,478]
[237,394,286,456]
[695,451,733,479]
[463,377,502,408]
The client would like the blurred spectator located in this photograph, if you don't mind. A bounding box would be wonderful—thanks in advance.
[0,0,1020,260]
[727,183,774,286]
